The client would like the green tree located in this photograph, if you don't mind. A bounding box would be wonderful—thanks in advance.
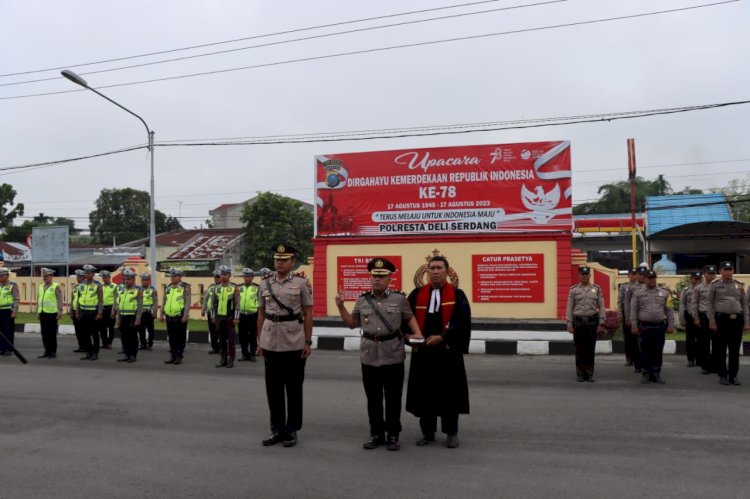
[720,174,750,222]
[573,175,675,215]
[0,183,24,229]
[241,192,313,269]
[3,213,81,242]
[89,188,183,244]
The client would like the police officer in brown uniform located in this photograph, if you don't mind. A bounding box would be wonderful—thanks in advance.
[258,243,313,448]
[707,261,749,386]
[336,258,423,451]
[566,266,605,382]
[679,271,702,367]
[631,271,675,384]
[691,265,717,374]
[618,267,639,368]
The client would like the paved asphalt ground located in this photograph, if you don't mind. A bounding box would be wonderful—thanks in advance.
[2,334,750,499]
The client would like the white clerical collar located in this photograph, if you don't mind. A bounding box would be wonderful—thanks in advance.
[428,288,441,313]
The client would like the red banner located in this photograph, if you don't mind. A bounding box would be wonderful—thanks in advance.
[315,141,571,237]
[337,256,403,301]
[472,254,544,302]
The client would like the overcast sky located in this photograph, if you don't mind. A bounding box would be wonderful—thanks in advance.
[1,0,748,231]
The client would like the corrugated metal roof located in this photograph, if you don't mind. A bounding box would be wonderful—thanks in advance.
[645,193,731,236]
[166,233,243,260]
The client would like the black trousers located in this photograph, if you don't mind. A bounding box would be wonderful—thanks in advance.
[99,306,115,346]
[714,313,744,380]
[623,322,640,369]
[573,317,597,374]
[697,313,714,371]
[80,312,100,355]
[138,311,155,346]
[639,322,665,376]
[264,350,306,433]
[207,316,220,352]
[73,317,84,349]
[39,312,58,355]
[0,309,14,352]
[420,413,459,437]
[166,317,187,358]
[684,312,699,362]
[119,315,138,358]
[217,318,236,360]
[238,313,258,357]
[362,362,404,437]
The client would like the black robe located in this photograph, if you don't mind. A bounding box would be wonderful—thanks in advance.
[405,286,471,417]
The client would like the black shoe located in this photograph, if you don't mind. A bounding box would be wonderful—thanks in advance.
[127,357,137,363]
[238,356,249,362]
[117,351,125,355]
[687,360,695,367]
[215,358,227,368]
[80,354,91,360]
[634,366,642,373]
[101,344,111,349]
[446,434,460,448]
[0,351,10,357]
[386,434,400,451]
[262,432,286,446]
[173,357,182,365]
[652,376,666,384]
[117,356,131,362]
[146,344,153,350]
[586,376,596,383]
[730,378,741,386]
[74,348,86,353]
[624,360,632,367]
[249,355,257,362]
[38,354,50,359]
[701,369,710,375]
[226,359,234,368]
[164,358,176,364]
[720,377,730,385]
[208,349,218,355]
[48,353,56,359]
[89,354,98,361]
[641,373,650,384]
[576,375,585,382]
[282,431,297,447]
[363,435,386,450]
[416,435,434,446]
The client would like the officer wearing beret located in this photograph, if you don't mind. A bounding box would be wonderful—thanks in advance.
[0,268,20,357]
[623,266,649,373]
[566,266,605,382]
[75,264,103,361]
[617,267,639,370]
[212,265,237,368]
[336,258,423,451]
[707,261,749,385]
[691,265,718,374]
[202,270,222,355]
[679,271,703,367]
[138,272,158,350]
[160,268,191,365]
[70,269,87,353]
[98,270,117,350]
[235,268,260,362]
[36,268,62,358]
[258,243,313,448]
[631,271,675,384]
[113,269,143,363]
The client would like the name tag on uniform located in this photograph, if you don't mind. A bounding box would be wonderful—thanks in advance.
[590,288,596,294]
[730,314,738,320]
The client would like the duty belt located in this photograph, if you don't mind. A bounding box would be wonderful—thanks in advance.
[716,312,742,320]
[267,313,301,323]
[640,320,665,327]
[362,331,402,342]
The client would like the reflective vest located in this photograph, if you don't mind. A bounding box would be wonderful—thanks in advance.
[38,282,60,314]
[71,283,81,309]
[0,282,16,310]
[78,282,100,311]
[205,284,216,308]
[117,286,140,315]
[101,283,116,307]
[142,287,155,308]
[238,284,259,314]
[164,284,187,317]
[216,284,235,316]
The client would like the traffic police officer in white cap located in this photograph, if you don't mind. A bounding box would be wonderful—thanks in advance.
[0,267,20,357]
[114,268,143,363]
[235,267,260,362]
[36,268,62,358]
[161,268,191,364]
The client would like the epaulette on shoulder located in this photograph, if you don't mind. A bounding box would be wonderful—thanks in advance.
[293,271,307,279]
[261,274,272,281]
[180,282,190,289]
[393,289,406,295]
[569,283,578,289]
[359,290,371,297]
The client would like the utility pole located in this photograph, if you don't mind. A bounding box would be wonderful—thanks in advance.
[627,139,638,267]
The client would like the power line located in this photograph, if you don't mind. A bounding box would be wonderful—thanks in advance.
[0,1,565,88]
[0,0,510,78]
[0,1,738,101]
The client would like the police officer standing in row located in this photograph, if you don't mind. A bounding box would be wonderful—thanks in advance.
[258,243,313,448]
[71,269,86,353]
[202,270,222,355]
[617,267,639,369]
[76,264,103,361]
[235,268,260,362]
[114,269,143,363]
[139,272,157,350]
[623,266,648,373]
[631,270,674,384]
[212,265,237,368]
[99,270,117,350]
[36,268,62,359]
[566,266,605,382]
[0,267,20,357]
[336,258,423,451]
[161,269,191,365]
[679,271,702,367]
[692,265,718,374]
[707,261,749,386]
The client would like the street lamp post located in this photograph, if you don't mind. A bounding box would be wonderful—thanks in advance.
[61,70,157,276]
